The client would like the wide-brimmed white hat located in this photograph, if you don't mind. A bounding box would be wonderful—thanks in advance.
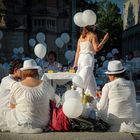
[105,60,126,75]
[20,59,41,71]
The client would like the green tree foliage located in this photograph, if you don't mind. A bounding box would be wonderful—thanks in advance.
[77,0,123,52]
[97,0,123,52]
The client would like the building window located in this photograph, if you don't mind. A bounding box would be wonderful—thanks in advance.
[32,17,56,31]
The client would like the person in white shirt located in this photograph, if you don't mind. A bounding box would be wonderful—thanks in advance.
[44,51,62,72]
[0,59,56,133]
[73,26,109,97]
[96,60,139,132]
[0,59,23,109]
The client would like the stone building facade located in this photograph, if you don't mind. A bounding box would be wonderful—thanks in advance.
[0,0,73,65]
[122,0,140,56]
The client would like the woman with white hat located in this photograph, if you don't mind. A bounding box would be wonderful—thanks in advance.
[0,59,56,133]
[95,60,140,133]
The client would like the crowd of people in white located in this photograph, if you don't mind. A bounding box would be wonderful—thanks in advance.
[0,50,140,134]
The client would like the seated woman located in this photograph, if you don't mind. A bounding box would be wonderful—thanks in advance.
[95,60,140,132]
[44,51,62,72]
[0,59,56,133]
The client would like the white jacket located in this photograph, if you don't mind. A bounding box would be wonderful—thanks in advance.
[97,78,137,119]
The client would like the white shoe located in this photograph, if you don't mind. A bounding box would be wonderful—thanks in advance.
[120,122,140,134]
[11,123,43,134]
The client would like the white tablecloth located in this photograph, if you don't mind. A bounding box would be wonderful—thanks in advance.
[42,72,76,80]
[42,72,77,95]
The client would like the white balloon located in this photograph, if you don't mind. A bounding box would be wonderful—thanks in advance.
[101,56,105,61]
[34,43,47,59]
[72,75,84,88]
[36,32,45,43]
[18,47,24,54]
[29,38,36,47]
[13,48,19,54]
[65,50,73,60]
[55,37,64,48]
[63,98,83,118]
[0,30,3,40]
[73,12,87,27]
[112,48,119,55]
[82,9,97,25]
[64,89,82,101]
[61,33,70,44]
[106,52,113,58]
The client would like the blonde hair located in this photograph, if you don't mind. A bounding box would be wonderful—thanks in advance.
[80,31,94,43]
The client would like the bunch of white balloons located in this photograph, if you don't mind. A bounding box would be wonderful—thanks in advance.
[28,32,47,59]
[73,9,97,27]
[62,75,84,118]
[28,32,47,48]
[55,32,70,48]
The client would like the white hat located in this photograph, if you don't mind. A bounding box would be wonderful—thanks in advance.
[105,60,126,75]
[20,59,41,71]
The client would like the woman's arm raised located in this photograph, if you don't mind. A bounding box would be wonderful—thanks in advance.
[92,33,109,52]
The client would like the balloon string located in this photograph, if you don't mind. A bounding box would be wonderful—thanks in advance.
[95,22,119,36]
[95,25,107,33]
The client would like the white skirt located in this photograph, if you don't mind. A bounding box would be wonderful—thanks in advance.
[77,53,97,97]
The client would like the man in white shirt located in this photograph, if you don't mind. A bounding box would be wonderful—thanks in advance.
[0,59,23,109]
[92,60,139,132]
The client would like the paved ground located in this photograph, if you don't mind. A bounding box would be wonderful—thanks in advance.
[0,132,140,140]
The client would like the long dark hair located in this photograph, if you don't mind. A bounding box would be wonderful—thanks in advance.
[9,59,23,74]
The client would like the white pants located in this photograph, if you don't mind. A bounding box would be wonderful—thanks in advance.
[77,53,97,97]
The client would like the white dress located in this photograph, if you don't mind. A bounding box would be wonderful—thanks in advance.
[77,41,97,97]
[0,80,55,131]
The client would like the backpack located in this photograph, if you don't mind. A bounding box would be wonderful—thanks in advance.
[49,100,71,131]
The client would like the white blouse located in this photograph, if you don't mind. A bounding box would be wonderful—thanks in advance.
[0,75,17,109]
[79,41,95,54]
[97,78,137,119]
[7,80,55,129]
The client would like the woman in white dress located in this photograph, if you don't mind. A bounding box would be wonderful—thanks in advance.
[0,59,56,133]
[73,26,109,97]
